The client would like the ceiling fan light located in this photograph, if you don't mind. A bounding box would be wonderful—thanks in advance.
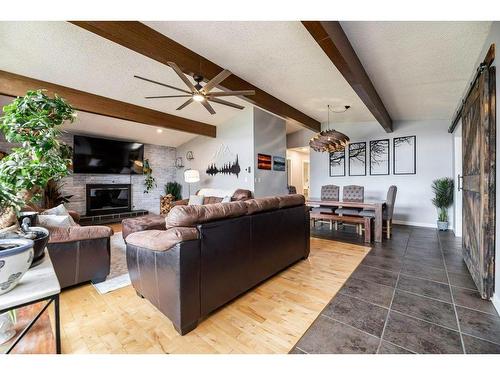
[193,93,205,102]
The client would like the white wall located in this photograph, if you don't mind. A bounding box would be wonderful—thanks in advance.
[475,21,500,313]
[310,120,454,227]
[176,107,255,197]
[253,108,287,197]
[286,150,309,195]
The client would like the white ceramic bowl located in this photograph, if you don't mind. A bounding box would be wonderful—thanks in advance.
[0,238,34,295]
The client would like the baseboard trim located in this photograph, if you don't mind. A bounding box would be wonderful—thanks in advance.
[393,220,440,229]
[492,294,500,317]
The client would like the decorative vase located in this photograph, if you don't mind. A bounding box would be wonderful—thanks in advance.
[0,238,34,295]
[437,221,449,231]
[26,227,49,268]
[0,313,16,345]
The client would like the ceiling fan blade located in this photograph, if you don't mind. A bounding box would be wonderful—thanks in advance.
[201,69,232,94]
[176,98,194,111]
[201,100,216,115]
[167,62,198,92]
[134,75,191,94]
[145,95,192,99]
[207,90,256,97]
[208,97,245,110]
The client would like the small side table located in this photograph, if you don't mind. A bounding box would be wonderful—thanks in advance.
[0,251,61,354]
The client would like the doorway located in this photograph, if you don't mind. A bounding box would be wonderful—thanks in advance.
[286,147,310,197]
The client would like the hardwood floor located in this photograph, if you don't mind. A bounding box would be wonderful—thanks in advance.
[58,237,369,354]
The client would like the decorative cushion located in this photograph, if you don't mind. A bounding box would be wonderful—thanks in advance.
[188,195,204,205]
[203,196,223,204]
[197,188,235,198]
[41,204,76,226]
[38,214,72,228]
[232,189,252,201]
[221,196,231,203]
[126,227,199,252]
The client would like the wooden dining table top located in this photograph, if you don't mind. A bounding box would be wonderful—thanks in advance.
[306,198,386,208]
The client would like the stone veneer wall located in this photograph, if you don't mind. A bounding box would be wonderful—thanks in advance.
[0,132,178,215]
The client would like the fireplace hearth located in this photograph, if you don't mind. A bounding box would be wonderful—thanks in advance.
[86,184,131,216]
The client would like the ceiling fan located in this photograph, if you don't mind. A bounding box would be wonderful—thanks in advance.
[134,62,255,115]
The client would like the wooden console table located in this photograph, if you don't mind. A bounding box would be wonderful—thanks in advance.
[0,252,61,354]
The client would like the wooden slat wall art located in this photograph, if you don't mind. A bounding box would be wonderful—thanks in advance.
[0,70,217,138]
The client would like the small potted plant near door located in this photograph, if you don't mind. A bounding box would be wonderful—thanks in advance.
[0,90,76,278]
[431,177,454,231]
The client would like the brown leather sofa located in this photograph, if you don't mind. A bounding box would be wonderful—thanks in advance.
[45,214,113,288]
[125,194,309,335]
[121,188,253,240]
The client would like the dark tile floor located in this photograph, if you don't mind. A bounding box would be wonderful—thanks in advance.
[291,224,500,354]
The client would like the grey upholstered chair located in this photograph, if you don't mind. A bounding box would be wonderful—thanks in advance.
[359,185,397,238]
[335,185,364,216]
[311,185,339,229]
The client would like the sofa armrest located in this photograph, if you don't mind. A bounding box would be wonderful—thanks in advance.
[67,210,81,224]
[173,199,189,206]
[125,227,198,252]
[48,225,113,244]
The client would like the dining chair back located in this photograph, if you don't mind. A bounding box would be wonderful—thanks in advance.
[321,185,339,200]
[343,185,364,202]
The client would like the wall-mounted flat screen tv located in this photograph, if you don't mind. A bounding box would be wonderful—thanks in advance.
[73,135,144,174]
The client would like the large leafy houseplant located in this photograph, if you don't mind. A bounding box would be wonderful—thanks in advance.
[431,177,454,223]
[0,90,76,230]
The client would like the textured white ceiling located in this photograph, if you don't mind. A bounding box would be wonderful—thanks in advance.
[0,95,194,147]
[0,21,252,146]
[145,21,375,125]
[340,21,492,122]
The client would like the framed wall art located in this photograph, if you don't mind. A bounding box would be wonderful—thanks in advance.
[369,139,390,175]
[329,149,345,177]
[393,136,416,175]
[348,142,366,176]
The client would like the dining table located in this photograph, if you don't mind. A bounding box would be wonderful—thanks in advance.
[306,198,386,243]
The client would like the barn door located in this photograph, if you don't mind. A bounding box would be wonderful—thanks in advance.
[461,65,496,299]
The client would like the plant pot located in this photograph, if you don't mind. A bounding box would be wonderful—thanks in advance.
[0,238,34,295]
[26,227,49,268]
[0,312,16,345]
[437,221,449,231]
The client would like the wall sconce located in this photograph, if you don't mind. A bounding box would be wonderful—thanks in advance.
[186,151,194,161]
[175,157,184,169]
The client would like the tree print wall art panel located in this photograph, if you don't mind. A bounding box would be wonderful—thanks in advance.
[369,139,390,175]
[393,136,416,175]
[329,149,345,177]
[348,142,366,176]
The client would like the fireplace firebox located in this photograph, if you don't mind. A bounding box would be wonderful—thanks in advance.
[86,184,131,216]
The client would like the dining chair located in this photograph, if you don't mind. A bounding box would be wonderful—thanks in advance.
[335,185,365,234]
[288,185,297,194]
[311,185,339,229]
[359,185,397,239]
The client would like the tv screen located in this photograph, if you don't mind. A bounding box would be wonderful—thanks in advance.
[73,135,144,174]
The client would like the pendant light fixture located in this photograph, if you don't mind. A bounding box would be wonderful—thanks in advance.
[309,105,350,153]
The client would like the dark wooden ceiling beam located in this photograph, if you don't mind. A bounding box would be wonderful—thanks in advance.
[0,70,216,138]
[302,21,393,133]
[70,21,321,132]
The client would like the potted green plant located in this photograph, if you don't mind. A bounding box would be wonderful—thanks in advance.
[0,90,75,281]
[143,159,156,194]
[431,177,454,231]
[164,181,182,201]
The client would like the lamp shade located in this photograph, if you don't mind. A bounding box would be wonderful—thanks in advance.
[184,169,200,183]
